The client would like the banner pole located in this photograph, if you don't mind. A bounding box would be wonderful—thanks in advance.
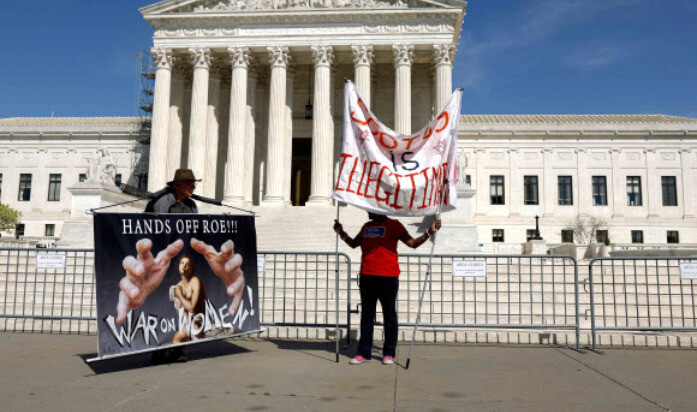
[406,175,451,369]
[334,202,341,363]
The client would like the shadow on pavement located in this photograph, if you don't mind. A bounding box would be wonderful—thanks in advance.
[265,339,355,363]
[79,339,252,374]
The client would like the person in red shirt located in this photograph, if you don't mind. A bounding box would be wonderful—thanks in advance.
[334,212,441,365]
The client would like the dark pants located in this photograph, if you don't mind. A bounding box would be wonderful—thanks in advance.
[357,274,399,359]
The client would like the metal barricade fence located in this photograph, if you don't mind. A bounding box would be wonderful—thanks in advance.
[361,254,581,349]
[588,257,697,350]
[0,248,352,340]
[257,251,352,341]
[0,248,96,334]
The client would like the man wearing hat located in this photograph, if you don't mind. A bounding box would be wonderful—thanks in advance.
[143,168,199,363]
[145,168,200,213]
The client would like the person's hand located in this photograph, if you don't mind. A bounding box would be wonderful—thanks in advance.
[428,219,442,236]
[333,219,343,234]
[117,239,184,323]
[191,238,245,316]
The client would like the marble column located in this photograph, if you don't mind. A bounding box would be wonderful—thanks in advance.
[167,58,186,180]
[433,44,455,112]
[244,66,258,206]
[203,63,223,198]
[307,45,334,205]
[576,148,591,216]
[508,148,520,217]
[225,46,251,205]
[351,45,373,107]
[217,75,230,200]
[264,46,290,204]
[542,148,556,217]
[474,148,486,216]
[680,149,695,218]
[187,48,212,182]
[284,64,295,205]
[147,48,172,191]
[393,44,414,135]
[610,148,624,218]
[645,148,659,218]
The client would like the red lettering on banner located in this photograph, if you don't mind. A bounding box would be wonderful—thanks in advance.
[368,118,380,136]
[389,173,404,209]
[375,166,390,204]
[418,168,430,209]
[406,172,419,210]
[350,111,368,125]
[379,132,398,149]
[356,160,368,196]
[403,135,419,150]
[345,157,359,193]
[335,153,352,191]
[430,166,442,206]
[435,111,449,133]
[364,162,379,199]
[423,126,433,141]
[357,98,370,114]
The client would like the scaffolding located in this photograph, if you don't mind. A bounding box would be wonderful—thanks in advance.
[135,49,155,143]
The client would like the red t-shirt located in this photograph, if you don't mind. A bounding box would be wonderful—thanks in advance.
[358,218,407,277]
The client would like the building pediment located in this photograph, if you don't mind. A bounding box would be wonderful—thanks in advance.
[141,0,464,15]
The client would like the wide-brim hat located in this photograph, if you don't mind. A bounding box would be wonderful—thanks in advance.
[167,168,201,185]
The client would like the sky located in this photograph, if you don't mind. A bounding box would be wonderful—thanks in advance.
[0,0,695,118]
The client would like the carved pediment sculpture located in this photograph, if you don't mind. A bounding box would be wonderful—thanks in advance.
[189,0,408,12]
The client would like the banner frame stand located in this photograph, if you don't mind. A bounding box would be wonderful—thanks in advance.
[85,328,265,363]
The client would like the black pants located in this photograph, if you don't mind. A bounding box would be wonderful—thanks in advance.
[357,274,399,359]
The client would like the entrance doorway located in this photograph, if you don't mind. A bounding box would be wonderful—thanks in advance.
[291,138,312,206]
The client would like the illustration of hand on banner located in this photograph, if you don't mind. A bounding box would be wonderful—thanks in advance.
[191,238,245,316]
[117,238,184,323]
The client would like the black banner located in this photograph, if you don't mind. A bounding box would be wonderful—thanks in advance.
[94,213,260,357]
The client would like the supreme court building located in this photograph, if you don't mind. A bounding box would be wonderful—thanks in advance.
[1,0,696,250]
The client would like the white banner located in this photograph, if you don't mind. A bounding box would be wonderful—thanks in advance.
[332,80,463,216]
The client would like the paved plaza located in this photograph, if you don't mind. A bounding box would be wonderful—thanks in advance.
[0,333,696,411]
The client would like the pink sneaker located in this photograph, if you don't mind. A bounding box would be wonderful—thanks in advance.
[349,355,369,365]
[382,356,395,365]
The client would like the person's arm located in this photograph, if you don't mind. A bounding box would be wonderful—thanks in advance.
[400,219,442,249]
[333,220,362,249]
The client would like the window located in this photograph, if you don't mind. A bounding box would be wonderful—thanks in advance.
[631,230,644,244]
[596,230,609,243]
[48,174,61,201]
[492,229,504,242]
[490,175,505,205]
[524,175,539,205]
[138,174,148,191]
[526,229,537,241]
[115,174,122,186]
[45,224,55,237]
[667,231,679,244]
[661,176,677,206]
[0,173,3,200]
[18,174,32,201]
[592,176,608,206]
[627,176,642,206]
[15,224,25,238]
[79,174,87,182]
[465,175,471,185]
[558,176,573,205]
[561,230,574,243]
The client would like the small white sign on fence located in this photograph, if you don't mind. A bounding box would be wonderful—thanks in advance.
[257,257,265,274]
[36,253,66,270]
[679,262,697,280]
[452,259,487,277]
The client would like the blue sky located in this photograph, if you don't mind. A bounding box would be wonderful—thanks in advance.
[0,0,695,118]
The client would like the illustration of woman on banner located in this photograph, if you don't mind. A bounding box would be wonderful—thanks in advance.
[171,254,207,343]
